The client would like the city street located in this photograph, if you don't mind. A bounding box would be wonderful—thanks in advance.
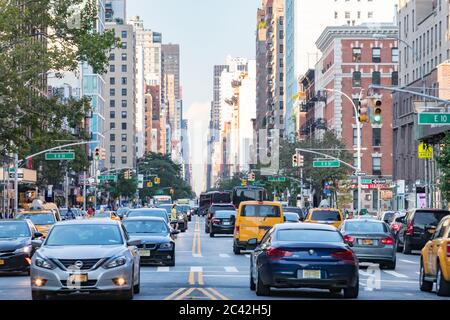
[0,216,448,301]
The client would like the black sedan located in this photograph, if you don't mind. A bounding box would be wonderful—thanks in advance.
[0,220,43,274]
[250,223,359,298]
[209,210,235,237]
[122,217,179,266]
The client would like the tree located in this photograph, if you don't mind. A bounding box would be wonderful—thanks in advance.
[436,131,450,205]
[107,170,138,201]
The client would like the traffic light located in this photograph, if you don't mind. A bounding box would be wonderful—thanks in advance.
[298,155,304,168]
[154,177,160,185]
[128,169,133,179]
[358,100,369,123]
[124,170,130,180]
[94,147,100,161]
[100,148,106,160]
[147,181,153,188]
[373,99,382,124]
[292,154,299,167]
[248,172,255,182]
[169,188,174,195]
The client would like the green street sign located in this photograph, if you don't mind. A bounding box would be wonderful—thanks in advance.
[98,175,116,181]
[45,152,75,160]
[313,160,341,168]
[361,179,373,184]
[268,176,286,182]
[418,113,450,125]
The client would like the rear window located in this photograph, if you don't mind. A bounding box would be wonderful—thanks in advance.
[344,221,387,233]
[310,210,341,221]
[240,205,281,218]
[211,205,235,213]
[414,211,450,226]
[382,212,395,221]
[215,211,235,218]
[127,210,167,221]
[277,229,343,243]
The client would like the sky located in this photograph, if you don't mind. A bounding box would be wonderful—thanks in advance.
[126,0,259,195]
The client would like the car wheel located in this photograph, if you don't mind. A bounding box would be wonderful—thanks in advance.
[210,232,214,238]
[133,271,140,294]
[255,270,271,296]
[167,253,176,267]
[402,238,412,254]
[233,243,241,255]
[343,279,359,299]
[436,263,450,297]
[329,288,341,294]
[31,290,46,300]
[205,225,210,234]
[419,260,433,292]
[250,271,256,291]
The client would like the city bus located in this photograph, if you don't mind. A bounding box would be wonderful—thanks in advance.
[231,186,267,209]
[199,191,231,216]
[152,195,173,206]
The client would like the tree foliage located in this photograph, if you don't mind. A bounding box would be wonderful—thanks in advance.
[436,131,450,204]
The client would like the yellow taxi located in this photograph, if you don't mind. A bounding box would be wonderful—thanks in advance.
[15,200,61,237]
[420,215,450,296]
[304,208,344,229]
[92,210,121,221]
[233,201,284,254]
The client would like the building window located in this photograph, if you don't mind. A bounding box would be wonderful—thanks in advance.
[121,77,127,85]
[121,145,127,152]
[352,71,361,87]
[121,134,127,142]
[121,100,127,108]
[109,53,115,61]
[121,31,127,38]
[121,123,127,130]
[353,128,358,146]
[279,101,284,110]
[109,65,115,72]
[110,134,115,142]
[110,77,115,85]
[392,47,399,63]
[110,111,115,119]
[121,42,127,49]
[373,128,381,146]
[121,156,127,164]
[372,157,381,175]
[110,88,115,96]
[352,48,362,62]
[110,145,115,153]
[279,44,284,54]
[121,53,127,61]
[110,100,115,108]
[110,156,116,164]
[110,122,115,130]
[345,11,350,19]
[372,71,381,85]
[392,71,399,86]
[121,111,127,119]
[334,12,338,19]
[122,88,127,96]
[372,47,381,63]
[368,11,374,19]
[279,86,284,96]
[122,65,127,72]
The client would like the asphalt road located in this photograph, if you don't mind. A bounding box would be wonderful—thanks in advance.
[0,215,449,300]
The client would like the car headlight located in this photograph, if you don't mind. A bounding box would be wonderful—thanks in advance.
[104,256,127,269]
[178,215,184,220]
[159,243,173,249]
[35,257,55,270]
[14,245,32,254]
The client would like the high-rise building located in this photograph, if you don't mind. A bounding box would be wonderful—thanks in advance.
[105,0,126,23]
[162,44,181,101]
[395,0,450,210]
[284,0,396,139]
[104,22,136,170]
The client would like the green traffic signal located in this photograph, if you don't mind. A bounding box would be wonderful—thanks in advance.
[373,100,382,124]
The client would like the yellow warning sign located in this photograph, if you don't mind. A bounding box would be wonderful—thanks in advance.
[418,142,433,159]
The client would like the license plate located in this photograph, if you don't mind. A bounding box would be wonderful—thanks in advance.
[0,259,4,265]
[361,239,374,245]
[68,274,88,283]
[299,270,321,279]
[223,222,230,226]
[139,249,151,257]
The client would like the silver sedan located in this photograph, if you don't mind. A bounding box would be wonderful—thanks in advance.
[30,220,141,300]
[339,219,397,270]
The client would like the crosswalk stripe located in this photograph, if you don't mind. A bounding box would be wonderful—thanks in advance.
[400,259,417,264]
[383,270,409,278]
[245,254,251,258]
[157,267,170,272]
[190,266,203,272]
[224,266,238,273]
[219,254,230,258]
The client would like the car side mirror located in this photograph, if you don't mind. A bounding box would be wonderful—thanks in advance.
[33,232,43,239]
[32,240,43,248]
[247,238,258,246]
[127,239,141,247]
[171,229,180,235]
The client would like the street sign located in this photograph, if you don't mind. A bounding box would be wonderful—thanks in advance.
[355,172,367,177]
[9,173,24,179]
[361,179,373,184]
[98,175,116,181]
[45,152,75,160]
[372,179,387,184]
[418,113,450,125]
[268,176,286,182]
[418,142,433,159]
[313,160,341,168]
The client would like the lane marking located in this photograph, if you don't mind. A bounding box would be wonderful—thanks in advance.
[383,271,409,278]
[197,288,217,300]
[400,259,417,264]
[191,266,203,272]
[416,272,420,275]
[157,267,170,272]
[224,266,239,273]
[219,254,230,258]
[207,287,230,300]
[164,288,186,300]
[176,288,196,300]
[245,254,251,258]
[202,275,249,278]
[198,272,204,285]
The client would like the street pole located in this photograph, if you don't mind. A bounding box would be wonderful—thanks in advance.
[300,168,304,208]
[13,153,18,215]
[83,171,87,211]
[65,168,69,208]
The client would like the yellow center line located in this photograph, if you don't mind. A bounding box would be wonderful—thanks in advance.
[207,288,230,300]
[197,232,201,256]
[198,272,204,285]
[164,288,186,300]
[175,287,195,300]
[188,271,195,285]
[197,288,218,300]
[192,233,197,254]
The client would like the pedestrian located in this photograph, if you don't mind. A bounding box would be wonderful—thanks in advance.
[87,206,94,217]
[68,207,75,220]
[171,204,178,230]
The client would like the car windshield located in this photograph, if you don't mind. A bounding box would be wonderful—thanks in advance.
[158,205,172,213]
[15,213,56,225]
[45,224,123,246]
[285,208,302,214]
[0,222,30,238]
[345,221,387,233]
[123,220,168,234]
[127,210,168,221]
[215,210,235,218]
[284,212,299,221]
[382,212,395,221]
[277,229,343,243]
[310,210,341,221]
[415,211,450,226]
[94,212,110,218]
[177,206,190,213]
[241,205,281,217]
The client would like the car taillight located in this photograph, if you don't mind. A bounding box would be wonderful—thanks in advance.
[207,213,212,220]
[381,237,395,245]
[212,219,220,225]
[447,244,450,257]
[235,225,240,234]
[266,247,293,260]
[406,221,414,236]
[331,250,355,263]
[391,223,400,231]
[343,235,355,244]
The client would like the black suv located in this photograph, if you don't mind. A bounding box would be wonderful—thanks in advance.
[398,209,450,254]
[205,203,236,233]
